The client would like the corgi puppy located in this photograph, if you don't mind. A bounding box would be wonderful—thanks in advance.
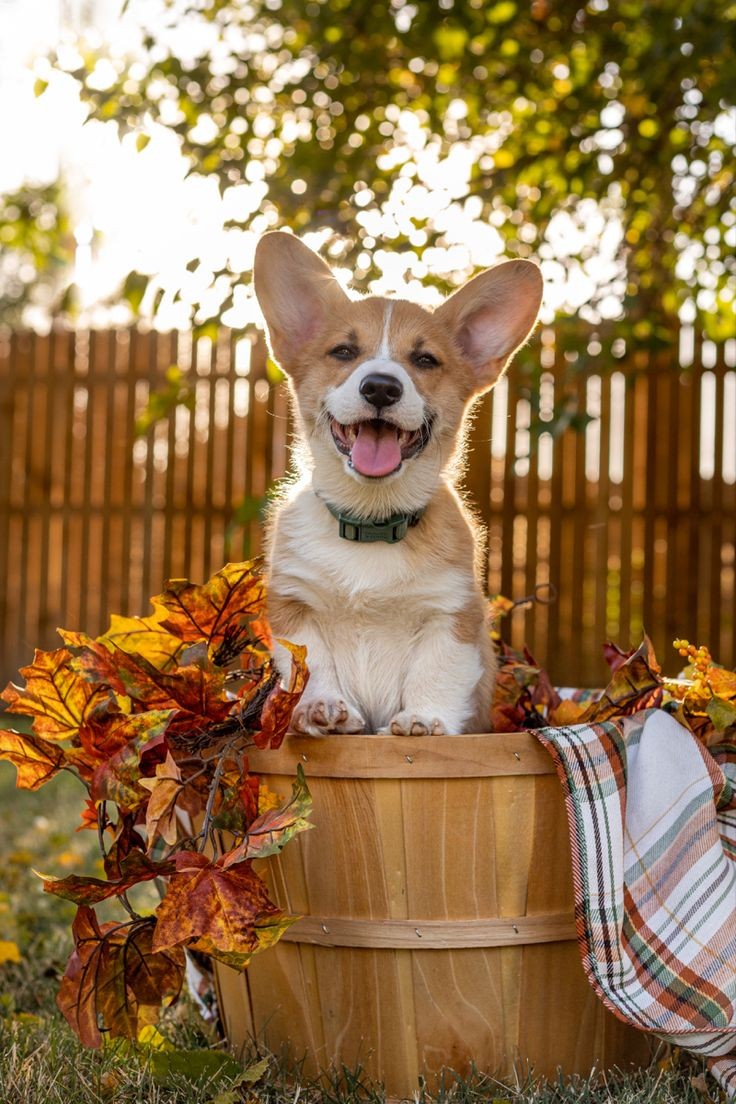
[254,233,542,736]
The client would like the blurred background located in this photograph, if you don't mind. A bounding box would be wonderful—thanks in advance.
[0,0,734,688]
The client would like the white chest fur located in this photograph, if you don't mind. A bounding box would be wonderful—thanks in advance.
[268,485,482,732]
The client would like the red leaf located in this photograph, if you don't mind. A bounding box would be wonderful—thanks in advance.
[211,774,259,834]
[42,851,175,905]
[255,641,308,749]
[151,562,265,648]
[580,634,663,723]
[76,798,99,832]
[490,643,559,731]
[67,708,156,780]
[603,641,636,674]
[102,816,145,880]
[57,909,184,1048]
[490,701,528,733]
[91,711,172,811]
[0,728,67,790]
[70,637,232,732]
[152,851,295,968]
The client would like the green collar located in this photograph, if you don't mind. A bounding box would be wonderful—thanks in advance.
[322,499,425,544]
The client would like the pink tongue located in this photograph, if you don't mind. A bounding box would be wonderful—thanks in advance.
[350,422,402,478]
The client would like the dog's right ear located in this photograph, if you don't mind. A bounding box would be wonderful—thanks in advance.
[253,232,350,372]
[435,259,543,395]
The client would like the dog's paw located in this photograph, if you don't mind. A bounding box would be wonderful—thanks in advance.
[384,711,448,737]
[291,698,366,737]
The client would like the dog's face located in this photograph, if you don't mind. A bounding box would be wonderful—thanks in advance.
[254,233,543,496]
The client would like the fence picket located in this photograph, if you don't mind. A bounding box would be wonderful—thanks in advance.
[0,325,733,690]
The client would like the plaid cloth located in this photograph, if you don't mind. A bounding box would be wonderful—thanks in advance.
[536,708,736,1098]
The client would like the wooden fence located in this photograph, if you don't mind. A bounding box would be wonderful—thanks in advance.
[1,325,734,690]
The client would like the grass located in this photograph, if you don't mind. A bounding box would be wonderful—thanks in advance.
[0,761,721,1104]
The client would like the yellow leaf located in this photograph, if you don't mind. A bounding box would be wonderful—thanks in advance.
[101,613,183,670]
[258,780,282,815]
[138,1024,169,1049]
[548,699,587,726]
[0,940,22,965]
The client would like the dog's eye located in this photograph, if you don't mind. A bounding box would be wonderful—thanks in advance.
[411,351,440,370]
[328,344,359,361]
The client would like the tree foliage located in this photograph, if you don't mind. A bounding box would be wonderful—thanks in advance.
[37,0,733,335]
[0,181,76,324]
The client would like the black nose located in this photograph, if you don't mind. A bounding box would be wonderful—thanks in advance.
[359,372,403,409]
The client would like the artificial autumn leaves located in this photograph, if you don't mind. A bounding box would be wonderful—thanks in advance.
[0,561,311,1048]
[490,619,736,748]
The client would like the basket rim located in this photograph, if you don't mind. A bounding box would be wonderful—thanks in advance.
[248,731,554,778]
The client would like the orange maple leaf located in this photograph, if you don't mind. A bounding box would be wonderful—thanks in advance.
[151,562,265,650]
[2,647,109,742]
[0,728,67,790]
[152,851,296,968]
[547,698,589,726]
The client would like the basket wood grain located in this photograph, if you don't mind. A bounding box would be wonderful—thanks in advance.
[214,733,651,1094]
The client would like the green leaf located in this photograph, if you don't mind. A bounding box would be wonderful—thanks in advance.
[208,1058,269,1102]
[227,495,267,529]
[706,696,736,734]
[149,1047,243,1085]
[121,271,149,314]
[222,763,312,865]
[135,366,194,436]
[265,356,285,383]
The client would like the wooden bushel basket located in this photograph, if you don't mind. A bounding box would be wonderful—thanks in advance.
[215,733,651,1095]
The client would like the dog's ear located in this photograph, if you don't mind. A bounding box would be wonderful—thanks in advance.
[435,260,543,393]
[254,232,350,372]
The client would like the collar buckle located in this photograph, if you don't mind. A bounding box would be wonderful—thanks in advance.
[323,499,424,544]
[338,514,411,544]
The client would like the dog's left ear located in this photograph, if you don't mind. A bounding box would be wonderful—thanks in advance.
[435,260,543,393]
[253,232,351,375]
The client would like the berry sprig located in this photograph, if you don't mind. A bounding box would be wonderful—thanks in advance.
[669,639,713,702]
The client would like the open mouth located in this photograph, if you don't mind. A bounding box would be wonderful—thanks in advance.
[329,417,432,479]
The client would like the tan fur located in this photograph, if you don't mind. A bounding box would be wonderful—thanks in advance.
[254,233,542,736]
